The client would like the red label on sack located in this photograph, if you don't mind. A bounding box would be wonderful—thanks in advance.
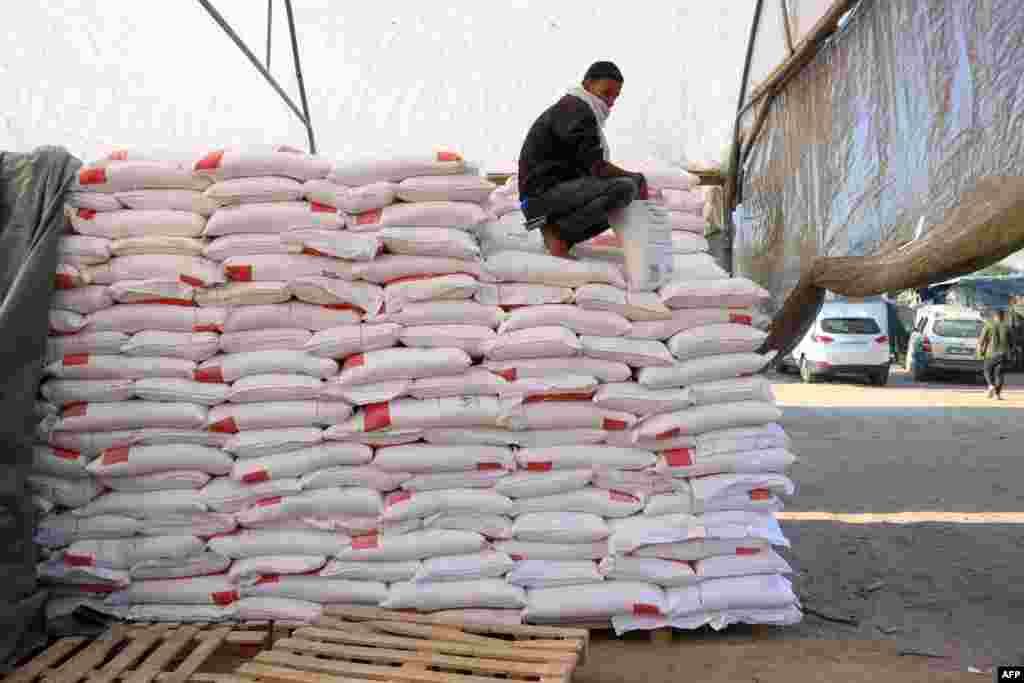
[242,469,270,484]
[610,490,639,503]
[343,354,365,371]
[524,392,594,404]
[656,428,682,441]
[352,534,380,550]
[386,491,412,507]
[209,417,239,434]
[509,553,525,561]
[224,264,253,282]
[310,202,335,213]
[257,496,283,507]
[62,400,86,411]
[325,303,365,315]
[302,247,329,257]
[632,603,661,617]
[76,208,97,220]
[194,324,222,333]
[729,313,753,325]
[108,150,129,161]
[194,366,225,383]
[55,273,75,290]
[211,589,239,605]
[53,448,80,461]
[101,447,131,465]
[525,461,552,472]
[749,488,771,501]
[355,209,382,226]
[138,298,195,306]
[663,448,694,467]
[63,353,90,366]
[78,168,107,186]
[255,575,280,585]
[63,553,94,567]
[602,418,628,431]
[180,274,205,287]
[195,150,225,172]
[437,151,462,162]
[476,462,504,471]
[736,547,762,556]
[493,368,516,381]
[362,402,392,432]
[63,404,87,418]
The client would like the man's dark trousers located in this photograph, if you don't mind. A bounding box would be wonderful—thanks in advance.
[525,176,638,248]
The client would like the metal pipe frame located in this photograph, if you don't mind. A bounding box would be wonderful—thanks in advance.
[196,0,317,154]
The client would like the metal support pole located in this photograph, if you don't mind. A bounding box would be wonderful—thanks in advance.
[284,0,316,155]
[266,0,273,69]
[196,0,310,130]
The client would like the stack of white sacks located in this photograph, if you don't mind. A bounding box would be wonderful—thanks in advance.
[34,145,800,634]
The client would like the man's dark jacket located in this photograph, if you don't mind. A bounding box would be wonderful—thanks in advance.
[518,95,604,201]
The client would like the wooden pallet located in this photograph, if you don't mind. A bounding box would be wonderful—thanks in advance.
[4,622,299,683]
[231,607,589,683]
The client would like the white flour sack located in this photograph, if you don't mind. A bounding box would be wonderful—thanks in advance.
[485,251,626,288]
[515,446,655,472]
[226,374,325,403]
[515,487,645,518]
[334,348,472,385]
[54,286,115,315]
[49,310,86,335]
[301,179,348,208]
[697,424,790,455]
[688,377,775,407]
[513,512,610,544]
[200,477,303,513]
[114,190,219,216]
[48,428,230,457]
[385,274,480,313]
[115,234,210,258]
[219,329,313,354]
[695,548,793,581]
[337,529,486,562]
[657,188,704,212]
[225,255,356,283]
[382,489,513,523]
[76,161,211,193]
[55,264,86,290]
[660,277,770,309]
[67,191,123,212]
[329,152,465,185]
[223,427,324,459]
[483,326,582,361]
[59,236,111,266]
[231,443,372,483]
[692,474,796,504]
[289,278,382,316]
[580,336,674,367]
[495,470,593,499]
[223,303,360,332]
[499,402,636,432]
[237,488,384,525]
[83,255,224,287]
[108,280,196,306]
[475,283,573,307]
[228,556,328,584]
[476,214,546,257]
[380,227,480,260]
[319,181,398,214]
[121,331,220,362]
[635,401,783,441]
[495,540,608,562]
[334,396,503,434]
[28,475,102,508]
[380,301,505,329]
[685,574,798,613]
[372,444,514,473]
[73,488,207,518]
[401,470,507,492]
[111,576,239,606]
[325,429,423,447]
[302,465,410,492]
[637,353,772,389]
[62,535,204,570]
[203,177,304,206]
[87,444,231,478]
[668,253,727,281]
[484,357,632,383]
[593,469,674,498]
[196,282,293,307]
[282,229,381,262]
[524,582,666,622]
[619,540,772,565]
[68,209,207,239]
[241,576,387,605]
[205,401,353,433]
[207,529,349,559]
[574,285,672,322]
[53,402,207,432]
[321,380,410,405]
[356,255,491,285]
[195,351,339,383]
[407,369,506,400]
[598,556,699,588]
[425,428,605,448]
[499,305,631,337]
[656,447,797,479]
[397,174,496,203]
[31,445,90,479]
[203,234,294,262]
[499,375,599,403]
[46,333,129,363]
[383,579,526,611]
[204,202,342,237]
[592,383,693,416]
[507,560,603,589]
[130,550,232,580]
[36,513,142,547]
[193,147,331,182]
[423,512,513,540]
[86,304,227,334]
[415,551,514,583]
[100,471,212,493]
[348,201,488,232]
[400,325,496,357]
[668,324,768,361]
[235,597,322,623]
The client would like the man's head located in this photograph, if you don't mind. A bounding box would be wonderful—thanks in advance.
[583,61,624,109]
[996,309,1006,321]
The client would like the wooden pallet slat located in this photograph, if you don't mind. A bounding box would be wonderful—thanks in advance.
[5,638,89,683]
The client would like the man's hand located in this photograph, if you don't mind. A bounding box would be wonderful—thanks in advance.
[630,172,649,200]
[590,160,649,199]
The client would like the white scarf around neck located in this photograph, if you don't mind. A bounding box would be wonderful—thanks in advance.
[568,86,611,161]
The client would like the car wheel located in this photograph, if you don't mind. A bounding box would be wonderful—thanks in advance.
[800,357,816,384]
[870,367,890,386]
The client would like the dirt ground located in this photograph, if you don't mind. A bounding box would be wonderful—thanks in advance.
[576,367,1024,681]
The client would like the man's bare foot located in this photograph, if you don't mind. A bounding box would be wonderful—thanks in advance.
[541,224,572,259]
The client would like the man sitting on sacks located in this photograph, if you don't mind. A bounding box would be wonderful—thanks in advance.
[518,60,648,258]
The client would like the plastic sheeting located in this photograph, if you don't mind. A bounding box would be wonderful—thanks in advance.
[734,0,1024,316]
[0,147,80,668]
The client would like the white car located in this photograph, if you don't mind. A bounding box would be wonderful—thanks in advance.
[784,300,892,385]
[906,305,985,382]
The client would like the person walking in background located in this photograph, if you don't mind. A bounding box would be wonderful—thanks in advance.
[517,61,648,258]
[977,308,1010,399]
